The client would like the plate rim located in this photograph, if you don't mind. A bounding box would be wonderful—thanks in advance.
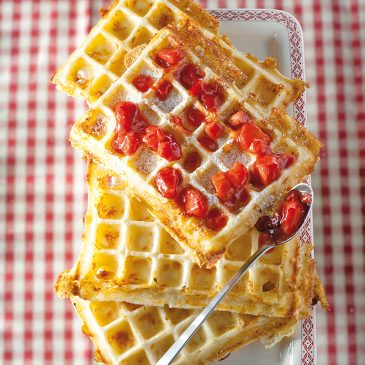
[208,8,316,365]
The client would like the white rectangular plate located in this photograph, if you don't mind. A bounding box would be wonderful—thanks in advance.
[209,9,316,365]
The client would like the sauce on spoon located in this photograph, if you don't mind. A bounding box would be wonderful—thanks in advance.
[255,190,312,246]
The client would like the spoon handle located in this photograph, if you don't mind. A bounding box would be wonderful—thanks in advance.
[156,244,272,365]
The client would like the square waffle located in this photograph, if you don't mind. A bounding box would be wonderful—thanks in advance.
[72,297,298,365]
[52,0,306,108]
[68,20,321,266]
[55,161,315,319]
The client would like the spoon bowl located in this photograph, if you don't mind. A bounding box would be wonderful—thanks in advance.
[268,182,313,247]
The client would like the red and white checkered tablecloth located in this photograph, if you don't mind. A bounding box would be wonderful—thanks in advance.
[0,1,364,364]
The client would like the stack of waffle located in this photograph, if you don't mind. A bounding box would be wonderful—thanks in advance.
[53,1,328,364]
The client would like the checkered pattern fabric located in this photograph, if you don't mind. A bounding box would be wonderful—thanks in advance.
[0,1,364,365]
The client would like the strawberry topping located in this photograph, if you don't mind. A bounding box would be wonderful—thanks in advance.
[155,167,182,199]
[189,80,225,111]
[183,151,201,173]
[143,126,181,161]
[158,136,181,162]
[197,134,218,152]
[155,80,173,100]
[226,162,248,189]
[112,131,140,155]
[114,101,138,134]
[142,125,165,150]
[199,81,225,111]
[205,122,224,141]
[212,162,248,202]
[212,172,235,202]
[280,191,309,236]
[250,155,282,187]
[178,63,205,90]
[155,48,184,68]
[237,120,271,155]
[112,102,148,155]
[205,208,228,231]
[255,189,311,245]
[132,74,154,92]
[186,105,206,127]
[190,80,203,98]
[228,110,251,129]
[171,115,193,134]
[182,187,208,219]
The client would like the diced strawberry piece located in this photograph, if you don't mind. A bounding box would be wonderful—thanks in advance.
[183,151,201,173]
[112,132,140,155]
[237,121,271,154]
[155,167,181,199]
[112,102,146,155]
[114,101,138,133]
[143,126,181,161]
[212,172,235,202]
[228,111,251,129]
[171,116,183,128]
[201,93,218,111]
[178,63,205,89]
[155,80,173,100]
[280,193,307,236]
[155,48,184,68]
[171,115,192,134]
[186,105,206,127]
[198,134,218,152]
[226,162,248,189]
[199,82,225,112]
[132,74,154,92]
[143,126,165,151]
[182,187,208,219]
[205,208,228,231]
[250,155,282,187]
[133,116,148,135]
[280,153,296,169]
[158,135,181,162]
[223,186,251,213]
[234,187,251,205]
[205,122,224,141]
[250,139,271,156]
[190,80,203,97]
[114,101,147,137]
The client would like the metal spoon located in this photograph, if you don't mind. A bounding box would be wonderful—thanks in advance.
[156,183,313,365]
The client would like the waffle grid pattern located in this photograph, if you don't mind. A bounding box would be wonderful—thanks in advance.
[69,22,319,262]
[85,39,293,214]
[52,0,217,104]
[73,297,296,365]
[53,0,305,111]
[57,162,306,317]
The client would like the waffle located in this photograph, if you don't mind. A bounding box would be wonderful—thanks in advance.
[68,20,321,266]
[52,0,306,109]
[72,297,298,365]
[56,161,315,318]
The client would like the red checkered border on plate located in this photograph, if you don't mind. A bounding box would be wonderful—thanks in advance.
[210,9,315,365]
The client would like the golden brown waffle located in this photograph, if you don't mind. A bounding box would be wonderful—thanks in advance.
[52,0,306,108]
[56,161,315,319]
[72,297,298,365]
[68,20,321,266]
